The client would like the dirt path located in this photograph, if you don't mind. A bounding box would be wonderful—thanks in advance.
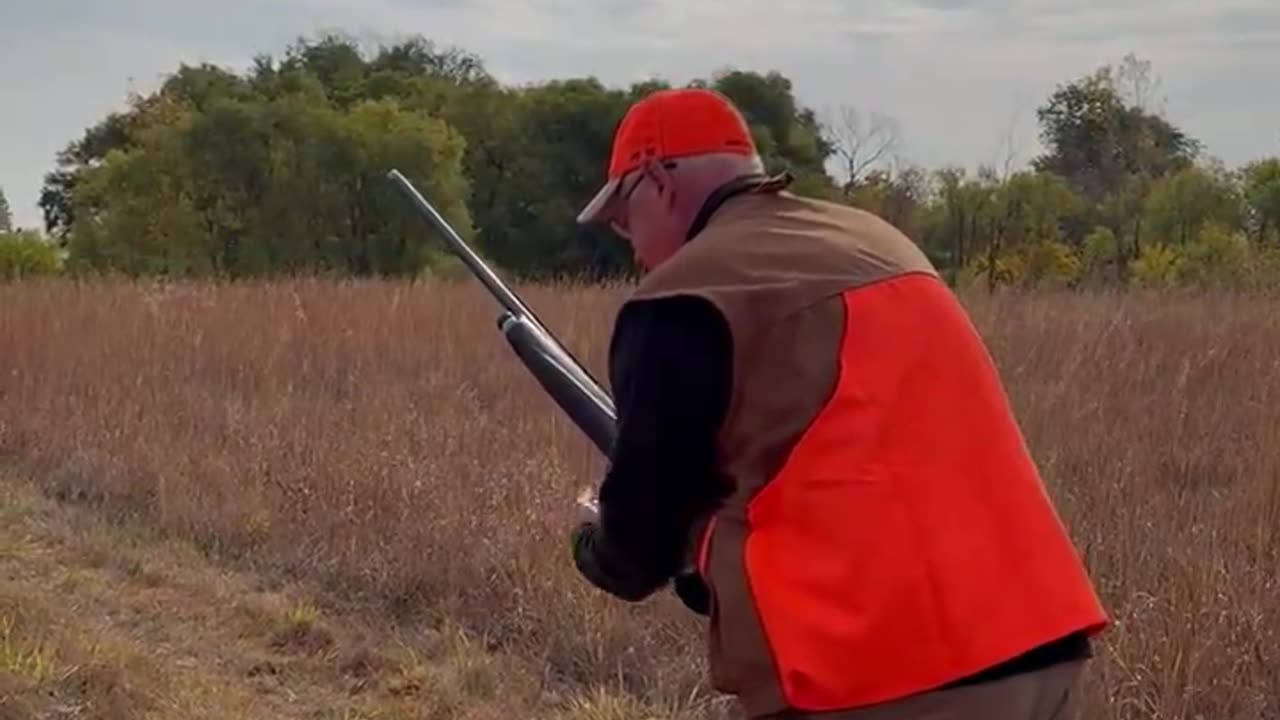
[0,476,552,720]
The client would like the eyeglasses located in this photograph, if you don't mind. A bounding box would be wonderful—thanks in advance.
[605,160,678,240]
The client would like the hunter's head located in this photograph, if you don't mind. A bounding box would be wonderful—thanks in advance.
[576,88,766,270]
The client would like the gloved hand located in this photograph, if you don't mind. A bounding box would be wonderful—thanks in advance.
[571,488,712,615]
[673,570,711,616]
[571,520,654,602]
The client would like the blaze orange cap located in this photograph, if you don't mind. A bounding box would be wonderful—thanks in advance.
[576,87,757,224]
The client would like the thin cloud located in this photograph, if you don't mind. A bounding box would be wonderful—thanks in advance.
[1,0,1276,229]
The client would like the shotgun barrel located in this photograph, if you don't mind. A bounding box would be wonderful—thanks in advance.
[386,169,618,456]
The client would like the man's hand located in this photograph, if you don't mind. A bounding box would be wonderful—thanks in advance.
[570,490,713,615]
[570,520,655,602]
[673,571,711,616]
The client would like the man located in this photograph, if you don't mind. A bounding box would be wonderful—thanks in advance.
[569,87,1109,720]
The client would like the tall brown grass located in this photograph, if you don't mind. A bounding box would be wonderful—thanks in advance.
[1,277,1277,719]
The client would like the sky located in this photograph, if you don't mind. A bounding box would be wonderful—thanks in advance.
[2,0,1278,231]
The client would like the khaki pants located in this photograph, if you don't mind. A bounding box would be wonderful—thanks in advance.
[760,660,1087,720]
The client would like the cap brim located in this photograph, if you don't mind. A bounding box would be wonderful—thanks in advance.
[576,177,623,225]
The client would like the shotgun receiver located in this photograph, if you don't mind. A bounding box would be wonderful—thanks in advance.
[386,169,618,457]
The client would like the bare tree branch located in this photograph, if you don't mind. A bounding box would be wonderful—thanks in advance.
[995,108,1024,182]
[822,104,902,190]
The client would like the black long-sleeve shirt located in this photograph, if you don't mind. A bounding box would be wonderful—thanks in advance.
[571,293,732,603]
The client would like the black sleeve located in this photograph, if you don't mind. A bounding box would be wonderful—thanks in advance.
[571,294,733,602]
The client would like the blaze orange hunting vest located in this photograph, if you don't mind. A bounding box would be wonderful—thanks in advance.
[625,188,1108,717]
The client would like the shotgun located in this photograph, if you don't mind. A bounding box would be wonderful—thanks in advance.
[386,169,618,457]
[388,170,707,612]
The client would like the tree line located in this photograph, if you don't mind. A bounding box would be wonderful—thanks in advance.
[4,34,1279,289]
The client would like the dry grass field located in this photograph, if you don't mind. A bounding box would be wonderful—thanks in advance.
[1,277,1277,719]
